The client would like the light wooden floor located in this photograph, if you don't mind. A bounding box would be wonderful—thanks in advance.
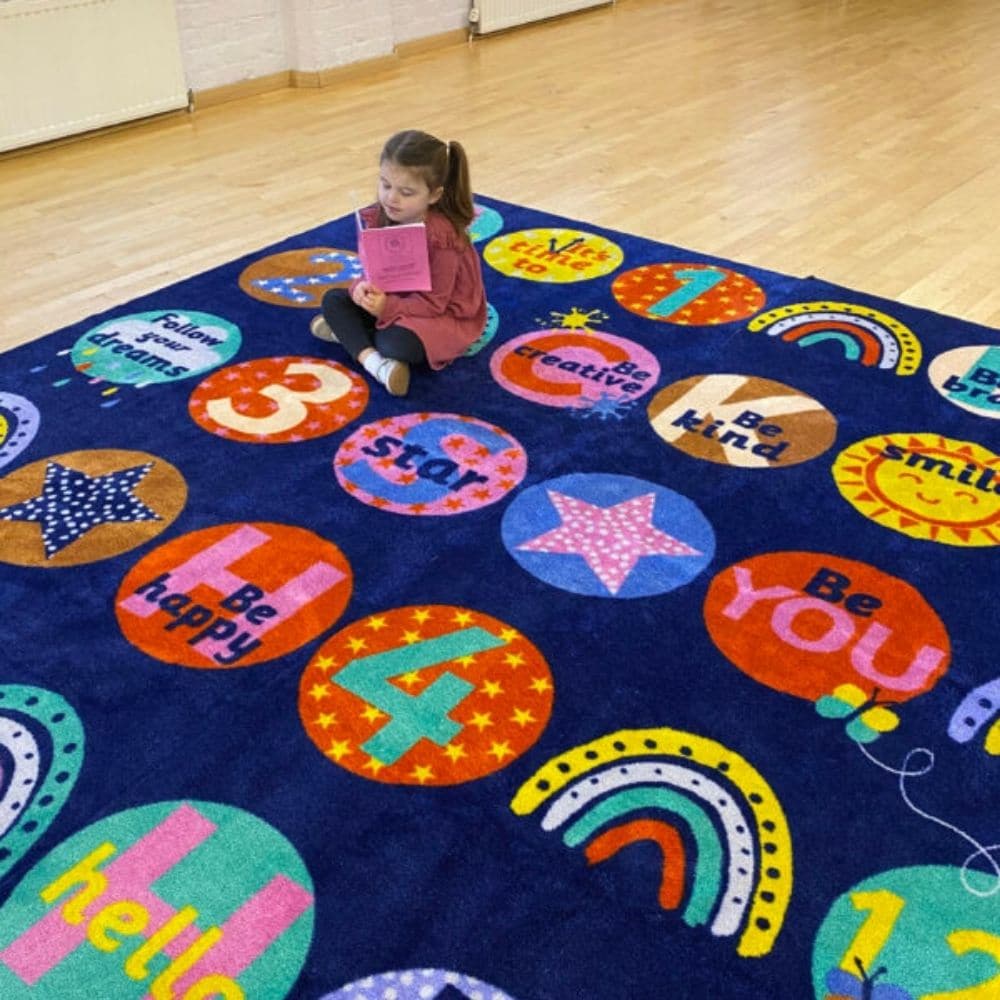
[4,0,1000,353]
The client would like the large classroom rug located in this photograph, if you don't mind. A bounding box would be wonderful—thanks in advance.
[0,195,998,1000]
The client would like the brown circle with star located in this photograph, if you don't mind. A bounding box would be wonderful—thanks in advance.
[298,605,554,785]
[0,449,186,568]
[239,248,360,308]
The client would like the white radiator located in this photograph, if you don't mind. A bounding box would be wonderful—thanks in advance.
[0,0,188,153]
[469,0,613,35]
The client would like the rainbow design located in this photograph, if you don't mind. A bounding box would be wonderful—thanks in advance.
[511,727,792,958]
[0,685,83,880]
[949,676,1000,754]
[746,301,922,375]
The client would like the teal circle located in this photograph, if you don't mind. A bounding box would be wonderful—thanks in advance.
[468,204,504,243]
[72,310,242,385]
[0,799,314,998]
[465,302,499,356]
[811,864,1000,997]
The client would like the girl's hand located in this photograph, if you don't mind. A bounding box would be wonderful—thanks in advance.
[364,287,387,318]
[352,281,386,318]
[350,280,372,307]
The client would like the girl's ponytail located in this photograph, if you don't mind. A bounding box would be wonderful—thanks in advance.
[439,140,475,236]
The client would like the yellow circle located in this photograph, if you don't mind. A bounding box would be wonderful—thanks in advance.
[483,228,624,283]
[832,432,1000,546]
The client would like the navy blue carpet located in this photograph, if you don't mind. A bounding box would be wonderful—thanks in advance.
[1,196,999,999]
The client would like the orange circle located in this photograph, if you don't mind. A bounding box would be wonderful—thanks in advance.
[189,356,369,443]
[612,263,765,325]
[299,605,554,785]
[116,522,353,668]
[703,551,950,702]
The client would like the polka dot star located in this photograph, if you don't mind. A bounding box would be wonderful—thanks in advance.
[0,460,160,558]
[518,489,702,595]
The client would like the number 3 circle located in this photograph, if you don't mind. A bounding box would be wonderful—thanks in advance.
[189,356,369,443]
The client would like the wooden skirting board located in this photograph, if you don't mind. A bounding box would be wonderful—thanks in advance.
[196,29,469,109]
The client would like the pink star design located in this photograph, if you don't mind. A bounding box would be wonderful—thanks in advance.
[518,490,701,595]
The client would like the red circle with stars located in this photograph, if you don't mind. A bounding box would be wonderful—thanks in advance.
[189,356,369,443]
[612,263,766,325]
[298,605,554,785]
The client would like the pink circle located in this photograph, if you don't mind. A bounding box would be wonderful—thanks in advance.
[491,329,660,409]
[334,412,528,516]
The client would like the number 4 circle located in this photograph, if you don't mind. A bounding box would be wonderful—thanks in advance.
[298,605,554,786]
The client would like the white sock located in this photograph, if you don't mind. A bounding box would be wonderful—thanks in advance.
[361,351,385,377]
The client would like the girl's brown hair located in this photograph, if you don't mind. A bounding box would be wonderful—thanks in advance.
[379,129,475,238]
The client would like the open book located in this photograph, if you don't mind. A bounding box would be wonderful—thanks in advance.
[355,209,432,293]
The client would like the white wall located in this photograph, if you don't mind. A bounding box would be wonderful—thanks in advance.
[175,0,471,92]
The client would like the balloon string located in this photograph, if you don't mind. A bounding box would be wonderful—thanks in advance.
[855,741,1000,897]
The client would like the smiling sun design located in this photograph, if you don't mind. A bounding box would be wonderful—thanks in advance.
[832,432,1000,546]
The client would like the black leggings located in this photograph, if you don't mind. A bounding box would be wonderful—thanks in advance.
[320,288,427,364]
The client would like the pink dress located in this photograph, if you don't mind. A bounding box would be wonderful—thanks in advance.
[355,205,487,370]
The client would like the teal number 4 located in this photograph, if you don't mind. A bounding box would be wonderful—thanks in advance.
[334,627,505,764]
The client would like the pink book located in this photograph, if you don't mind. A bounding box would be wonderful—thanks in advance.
[355,209,432,293]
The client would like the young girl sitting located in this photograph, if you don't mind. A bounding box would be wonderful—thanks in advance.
[311,129,487,396]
